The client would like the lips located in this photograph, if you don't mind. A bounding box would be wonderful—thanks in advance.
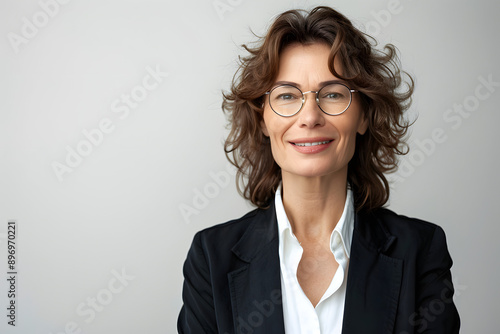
[293,140,332,147]
[289,138,334,154]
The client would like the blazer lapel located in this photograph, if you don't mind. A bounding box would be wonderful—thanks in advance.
[342,209,403,334]
[228,201,285,334]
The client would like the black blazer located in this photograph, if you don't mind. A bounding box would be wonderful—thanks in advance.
[178,200,460,334]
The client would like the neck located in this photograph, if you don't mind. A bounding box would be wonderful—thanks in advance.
[281,169,348,243]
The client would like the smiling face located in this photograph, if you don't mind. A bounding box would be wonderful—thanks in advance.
[261,42,368,181]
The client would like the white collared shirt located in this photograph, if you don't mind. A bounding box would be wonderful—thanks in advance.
[275,185,354,334]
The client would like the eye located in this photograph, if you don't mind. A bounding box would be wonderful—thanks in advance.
[319,84,350,103]
[321,90,345,100]
[270,85,302,105]
[276,93,299,101]
[323,92,342,99]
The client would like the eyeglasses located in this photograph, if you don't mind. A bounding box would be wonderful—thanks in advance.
[264,83,358,117]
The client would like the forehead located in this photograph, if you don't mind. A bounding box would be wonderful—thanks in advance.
[275,43,343,87]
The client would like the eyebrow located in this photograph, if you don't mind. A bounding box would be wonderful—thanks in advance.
[273,79,346,89]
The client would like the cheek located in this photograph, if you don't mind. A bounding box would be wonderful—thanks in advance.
[335,113,361,137]
[337,129,357,159]
[267,122,285,153]
[333,117,363,157]
[263,109,283,140]
[338,103,366,139]
[262,110,290,160]
[350,99,368,134]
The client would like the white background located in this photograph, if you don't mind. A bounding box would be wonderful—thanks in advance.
[1,0,499,333]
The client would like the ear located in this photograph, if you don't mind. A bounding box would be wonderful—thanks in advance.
[357,114,368,135]
[260,119,269,137]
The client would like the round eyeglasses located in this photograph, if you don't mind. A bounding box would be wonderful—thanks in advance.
[264,83,358,117]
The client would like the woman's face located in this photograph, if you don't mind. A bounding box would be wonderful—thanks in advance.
[261,43,368,181]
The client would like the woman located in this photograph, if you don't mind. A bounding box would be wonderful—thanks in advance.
[178,6,460,334]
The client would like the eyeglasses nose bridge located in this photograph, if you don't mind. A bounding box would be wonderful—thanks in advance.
[301,90,320,107]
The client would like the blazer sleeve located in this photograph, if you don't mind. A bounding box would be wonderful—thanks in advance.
[178,232,218,334]
[412,225,460,333]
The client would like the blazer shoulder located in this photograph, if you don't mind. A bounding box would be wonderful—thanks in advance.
[193,206,264,250]
[364,207,449,253]
[371,207,443,234]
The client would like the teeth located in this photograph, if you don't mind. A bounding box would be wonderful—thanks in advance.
[295,141,330,147]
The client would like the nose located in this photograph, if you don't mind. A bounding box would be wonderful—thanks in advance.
[297,91,325,128]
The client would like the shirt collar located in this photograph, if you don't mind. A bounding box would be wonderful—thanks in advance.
[275,184,355,257]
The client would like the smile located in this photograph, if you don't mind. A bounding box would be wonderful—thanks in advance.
[289,139,334,154]
[293,140,332,147]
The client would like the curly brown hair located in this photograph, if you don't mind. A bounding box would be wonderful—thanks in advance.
[222,6,414,211]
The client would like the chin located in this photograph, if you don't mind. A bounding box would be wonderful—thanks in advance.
[285,163,342,179]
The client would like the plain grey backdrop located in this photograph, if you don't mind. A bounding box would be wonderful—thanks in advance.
[1,0,499,333]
